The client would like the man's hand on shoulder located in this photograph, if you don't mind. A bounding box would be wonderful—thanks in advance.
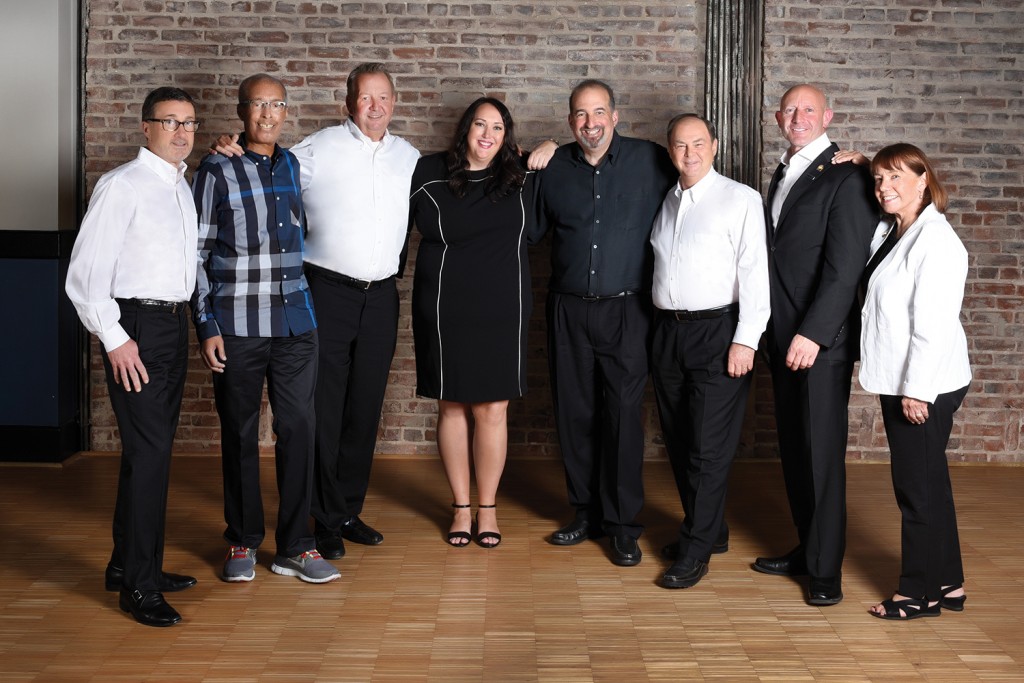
[200,336,227,373]
[785,334,820,371]
[209,133,244,157]
[107,339,149,392]
[527,139,559,171]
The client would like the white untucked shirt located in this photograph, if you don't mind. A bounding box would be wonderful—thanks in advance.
[650,168,770,349]
[66,147,198,352]
[859,203,972,402]
[291,119,420,281]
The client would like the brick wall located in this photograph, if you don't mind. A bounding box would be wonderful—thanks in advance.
[81,0,1023,463]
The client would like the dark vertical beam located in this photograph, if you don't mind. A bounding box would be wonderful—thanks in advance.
[705,0,764,190]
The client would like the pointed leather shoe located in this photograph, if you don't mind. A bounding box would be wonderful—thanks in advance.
[549,518,593,546]
[119,589,181,627]
[661,557,709,589]
[315,532,346,560]
[340,516,383,545]
[609,533,642,566]
[752,546,808,576]
[105,564,196,593]
[808,576,843,606]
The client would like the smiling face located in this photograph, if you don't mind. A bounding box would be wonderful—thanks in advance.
[142,99,196,166]
[668,117,718,189]
[240,78,287,156]
[568,85,619,161]
[775,85,833,155]
[465,102,506,170]
[348,72,395,142]
[874,163,927,226]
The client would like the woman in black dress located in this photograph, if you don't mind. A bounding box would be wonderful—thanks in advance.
[409,97,534,548]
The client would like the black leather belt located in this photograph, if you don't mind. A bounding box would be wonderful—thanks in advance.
[306,263,393,291]
[115,298,186,314]
[662,303,737,321]
[572,291,636,302]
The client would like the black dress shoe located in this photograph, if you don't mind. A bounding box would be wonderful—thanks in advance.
[609,533,642,566]
[316,533,346,560]
[549,518,593,546]
[119,589,181,627]
[660,538,729,561]
[808,576,843,606]
[661,557,709,589]
[105,564,197,593]
[752,546,808,576]
[340,516,383,545]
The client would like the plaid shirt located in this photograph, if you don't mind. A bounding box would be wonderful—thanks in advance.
[191,138,316,340]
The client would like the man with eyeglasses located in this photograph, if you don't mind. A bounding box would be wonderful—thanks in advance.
[192,74,339,585]
[214,63,419,560]
[66,86,201,626]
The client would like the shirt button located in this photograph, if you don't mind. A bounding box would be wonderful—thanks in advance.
[284,275,288,279]
[279,223,283,227]
[596,170,600,175]
[596,195,601,199]
[592,244,597,249]
[590,270,595,275]
[596,219,600,224]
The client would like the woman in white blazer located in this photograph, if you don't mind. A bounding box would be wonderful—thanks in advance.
[856,143,972,620]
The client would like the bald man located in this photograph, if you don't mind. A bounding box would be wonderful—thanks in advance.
[756,84,875,606]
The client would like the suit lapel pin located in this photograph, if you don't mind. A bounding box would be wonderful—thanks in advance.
[816,164,825,172]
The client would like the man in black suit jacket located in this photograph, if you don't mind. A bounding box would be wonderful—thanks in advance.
[754,84,876,606]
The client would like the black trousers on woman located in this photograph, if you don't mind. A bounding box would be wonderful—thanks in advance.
[879,384,969,600]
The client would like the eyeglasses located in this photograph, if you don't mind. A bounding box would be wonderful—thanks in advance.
[243,100,288,111]
[144,118,201,132]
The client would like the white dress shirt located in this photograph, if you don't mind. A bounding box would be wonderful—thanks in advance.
[66,147,198,352]
[650,168,770,349]
[770,133,832,227]
[859,203,972,402]
[291,119,420,281]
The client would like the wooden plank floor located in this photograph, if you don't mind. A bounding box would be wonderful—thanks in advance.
[1,455,1022,682]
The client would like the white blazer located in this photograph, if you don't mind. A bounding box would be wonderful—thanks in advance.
[859,203,972,402]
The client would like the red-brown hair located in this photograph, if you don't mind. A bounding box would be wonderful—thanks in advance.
[870,143,948,213]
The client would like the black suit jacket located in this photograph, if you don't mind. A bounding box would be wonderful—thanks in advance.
[765,143,876,363]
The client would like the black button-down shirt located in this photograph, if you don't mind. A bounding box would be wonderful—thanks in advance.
[532,132,676,297]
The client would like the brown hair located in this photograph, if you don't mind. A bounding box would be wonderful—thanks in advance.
[870,143,948,213]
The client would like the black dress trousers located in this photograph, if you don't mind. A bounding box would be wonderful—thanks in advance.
[103,302,189,592]
[306,267,399,534]
[546,291,651,538]
[651,310,749,563]
[769,355,853,580]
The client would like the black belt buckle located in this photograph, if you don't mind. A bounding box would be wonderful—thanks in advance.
[354,277,373,290]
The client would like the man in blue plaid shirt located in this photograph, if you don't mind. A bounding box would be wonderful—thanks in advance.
[191,73,339,584]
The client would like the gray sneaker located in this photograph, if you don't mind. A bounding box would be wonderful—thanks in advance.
[270,549,340,583]
[222,546,257,582]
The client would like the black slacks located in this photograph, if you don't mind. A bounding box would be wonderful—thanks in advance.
[879,385,969,600]
[651,310,748,563]
[103,302,189,592]
[769,355,853,579]
[547,292,651,538]
[213,331,318,558]
[306,267,399,534]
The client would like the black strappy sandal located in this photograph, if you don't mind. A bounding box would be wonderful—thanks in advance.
[870,596,941,620]
[474,504,502,548]
[447,503,472,547]
[940,584,967,612]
